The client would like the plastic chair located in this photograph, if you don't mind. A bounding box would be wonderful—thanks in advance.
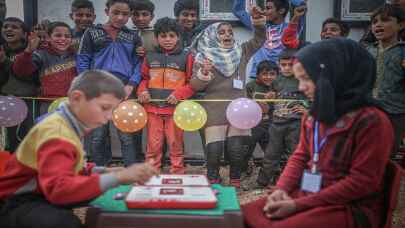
[381,161,404,228]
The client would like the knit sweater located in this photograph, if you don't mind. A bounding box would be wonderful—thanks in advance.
[12,46,77,97]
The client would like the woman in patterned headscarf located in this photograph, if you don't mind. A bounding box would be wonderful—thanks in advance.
[190,8,266,187]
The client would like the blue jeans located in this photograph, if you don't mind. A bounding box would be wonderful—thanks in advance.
[90,122,137,167]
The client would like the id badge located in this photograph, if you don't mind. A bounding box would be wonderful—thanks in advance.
[300,170,322,193]
[233,79,244,90]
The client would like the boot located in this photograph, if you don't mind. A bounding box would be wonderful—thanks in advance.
[227,136,249,180]
[206,141,224,181]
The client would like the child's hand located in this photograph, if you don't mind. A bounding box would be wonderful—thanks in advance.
[33,22,49,42]
[115,163,158,185]
[0,46,5,63]
[136,46,146,57]
[291,6,306,23]
[124,85,134,99]
[166,94,178,105]
[291,104,307,114]
[138,91,151,103]
[26,32,41,53]
[201,58,213,76]
[264,91,276,99]
[249,6,265,19]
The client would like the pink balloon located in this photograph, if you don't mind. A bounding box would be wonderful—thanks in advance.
[226,98,262,130]
[0,96,28,127]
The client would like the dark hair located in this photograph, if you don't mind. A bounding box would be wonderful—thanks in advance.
[131,0,155,14]
[106,0,131,9]
[279,48,297,60]
[268,0,290,18]
[71,0,94,12]
[3,17,29,33]
[47,21,72,35]
[371,4,405,23]
[173,0,198,17]
[322,18,350,37]
[257,60,279,75]
[68,70,126,100]
[154,17,182,37]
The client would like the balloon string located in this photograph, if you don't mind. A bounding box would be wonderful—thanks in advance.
[16,96,305,103]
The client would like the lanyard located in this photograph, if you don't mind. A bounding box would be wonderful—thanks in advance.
[312,121,328,173]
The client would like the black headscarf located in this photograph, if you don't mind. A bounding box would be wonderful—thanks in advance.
[295,38,378,124]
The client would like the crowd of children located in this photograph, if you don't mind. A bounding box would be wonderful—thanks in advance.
[0,0,404,227]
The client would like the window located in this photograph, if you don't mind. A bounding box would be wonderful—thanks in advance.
[335,0,385,22]
[200,0,264,21]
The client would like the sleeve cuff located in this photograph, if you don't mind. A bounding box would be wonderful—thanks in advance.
[99,173,120,192]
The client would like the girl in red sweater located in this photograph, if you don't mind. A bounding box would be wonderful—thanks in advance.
[242,38,394,228]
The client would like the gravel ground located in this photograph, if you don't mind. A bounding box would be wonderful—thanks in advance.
[74,164,405,227]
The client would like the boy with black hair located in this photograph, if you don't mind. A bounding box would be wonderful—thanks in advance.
[0,70,158,228]
[368,4,405,158]
[13,21,77,114]
[256,48,308,188]
[137,17,195,174]
[77,0,143,167]
[233,0,304,78]
[242,60,278,178]
[0,17,39,152]
[173,0,210,49]
[131,0,156,53]
[70,0,96,50]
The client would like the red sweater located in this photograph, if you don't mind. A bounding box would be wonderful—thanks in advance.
[12,45,77,97]
[0,140,101,205]
[137,50,195,115]
[276,107,393,228]
[281,22,300,49]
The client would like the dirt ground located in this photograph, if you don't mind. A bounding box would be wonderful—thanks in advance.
[75,164,405,227]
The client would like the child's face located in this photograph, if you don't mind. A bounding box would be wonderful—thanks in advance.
[49,26,72,52]
[265,1,284,22]
[157,31,179,51]
[279,59,294,77]
[217,24,234,49]
[105,2,131,29]
[177,9,198,31]
[371,14,401,44]
[71,92,122,130]
[132,10,153,29]
[258,69,277,86]
[1,21,26,45]
[293,62,315,102]
[70,8,96,31]
[321,23,344,40]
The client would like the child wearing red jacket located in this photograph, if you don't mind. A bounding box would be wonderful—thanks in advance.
[137,17,194,174]
[0,70,157,228]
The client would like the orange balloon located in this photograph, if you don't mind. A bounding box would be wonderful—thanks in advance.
[112,100,147,133]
